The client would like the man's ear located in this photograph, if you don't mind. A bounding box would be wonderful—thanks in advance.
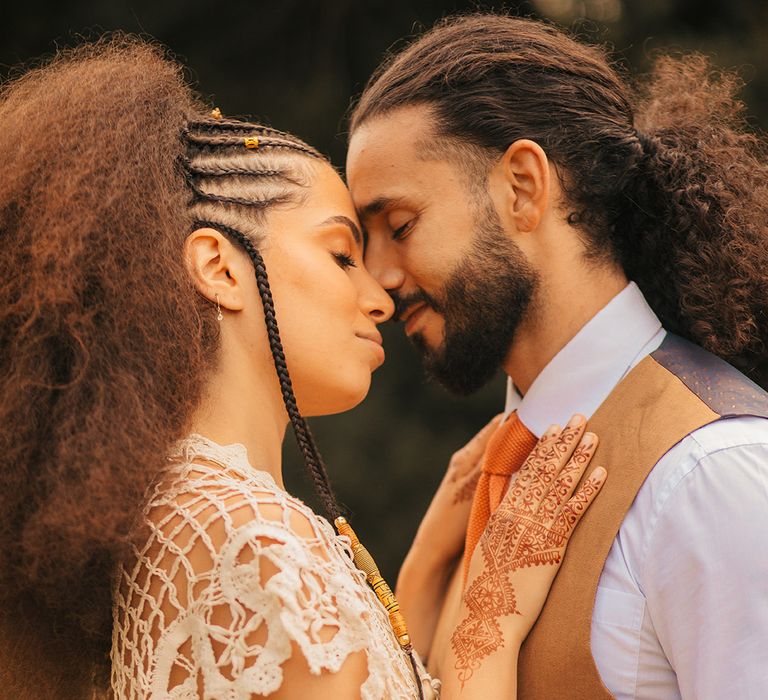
[184,227,246,311]
[494,139,550,234]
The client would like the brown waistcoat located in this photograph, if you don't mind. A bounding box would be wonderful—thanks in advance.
[516,333,768,699]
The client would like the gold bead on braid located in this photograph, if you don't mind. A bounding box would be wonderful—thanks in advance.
[335,516,412,649]
[244,136,260,149]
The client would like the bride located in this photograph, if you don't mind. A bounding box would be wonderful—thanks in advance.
[0,37,605,699]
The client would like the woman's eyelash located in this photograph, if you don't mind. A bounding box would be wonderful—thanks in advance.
[333,252,357,269]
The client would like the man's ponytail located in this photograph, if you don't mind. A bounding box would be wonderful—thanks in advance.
[617,55,768,384]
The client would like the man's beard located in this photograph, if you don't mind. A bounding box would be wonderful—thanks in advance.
[400,200,538,395]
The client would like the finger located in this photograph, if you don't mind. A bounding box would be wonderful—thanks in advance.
[503,429,559,509]
[531,416,589,506]
[516,415,585,492]
[534,432,598,523]
[508,416,586,512]
[517,423,561,484]
[556,466,608,536]
[538,422,562,447]
[449,414,504,481]
[548,414,587,474]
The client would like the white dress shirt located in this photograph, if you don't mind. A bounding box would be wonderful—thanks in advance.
[505,282,768,699]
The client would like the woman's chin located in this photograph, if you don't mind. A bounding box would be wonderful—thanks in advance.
[297,375,372,417]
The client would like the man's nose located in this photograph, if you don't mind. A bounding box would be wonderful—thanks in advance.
[364,238,406,291]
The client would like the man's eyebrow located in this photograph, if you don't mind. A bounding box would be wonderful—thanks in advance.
[319,215,362,245]
[358,196,402,221]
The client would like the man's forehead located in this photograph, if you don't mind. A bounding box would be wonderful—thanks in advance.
[347,107,477,216]
[347,105,437,165]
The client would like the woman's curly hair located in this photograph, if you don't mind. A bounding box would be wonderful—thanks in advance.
[0,36,335,697]
[0,36,212,696]
[351,15,768,386]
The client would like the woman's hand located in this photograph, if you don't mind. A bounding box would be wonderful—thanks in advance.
[442,415,606,696]
[409,414,503,567]
[396,415,503,655]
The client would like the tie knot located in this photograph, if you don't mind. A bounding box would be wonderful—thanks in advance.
[482,413,538,477]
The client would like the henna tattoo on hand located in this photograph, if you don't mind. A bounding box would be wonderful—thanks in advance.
[452,470,481,505]
[450,510,563,686]
[450,430,601,687]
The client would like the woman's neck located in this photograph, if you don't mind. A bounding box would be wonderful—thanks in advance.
[189,349,289,488]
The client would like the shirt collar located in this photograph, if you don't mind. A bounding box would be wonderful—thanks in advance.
[505,282,665,437]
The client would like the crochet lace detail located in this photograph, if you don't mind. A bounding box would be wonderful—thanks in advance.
[110,434,420,699]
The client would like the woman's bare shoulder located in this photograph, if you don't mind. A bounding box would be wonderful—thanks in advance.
[147,456,330,556]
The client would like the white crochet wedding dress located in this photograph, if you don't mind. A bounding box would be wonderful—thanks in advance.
[110,434,437,699]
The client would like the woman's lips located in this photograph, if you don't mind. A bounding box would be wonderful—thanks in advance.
[356,331,385,365]
[356,329,383,346]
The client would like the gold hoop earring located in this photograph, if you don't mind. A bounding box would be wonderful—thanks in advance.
[215,294,223,322]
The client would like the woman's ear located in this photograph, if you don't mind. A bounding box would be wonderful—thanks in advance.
[184,227,246,311]
[493,139,550,234]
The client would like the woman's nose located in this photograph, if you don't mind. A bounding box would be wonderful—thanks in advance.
[359,271,395,324]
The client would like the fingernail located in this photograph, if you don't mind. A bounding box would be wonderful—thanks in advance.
[545,424,560,438]
[581,432,597,448]
[591,466,607,480]
[567,414,585,429]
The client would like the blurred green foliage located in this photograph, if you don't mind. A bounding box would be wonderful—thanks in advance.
[2,0,766,581]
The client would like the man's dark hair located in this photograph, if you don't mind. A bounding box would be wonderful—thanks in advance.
[351,14,768,387]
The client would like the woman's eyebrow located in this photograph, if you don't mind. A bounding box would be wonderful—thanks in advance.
[318,215,362,245]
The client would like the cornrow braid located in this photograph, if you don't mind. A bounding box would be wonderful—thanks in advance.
[184,163,290,180]
[184,130,322,157]
[182,116,343,522]
[187,178,292,209]
[186,117,288,135]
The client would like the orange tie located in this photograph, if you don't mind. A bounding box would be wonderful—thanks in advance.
[463,412,538,584]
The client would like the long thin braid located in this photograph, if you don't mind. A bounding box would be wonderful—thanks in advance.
[183,116,343,521]
[191,218,343,521]
[185,119,424,691]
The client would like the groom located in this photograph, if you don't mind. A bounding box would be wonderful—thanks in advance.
[346,14,768,700]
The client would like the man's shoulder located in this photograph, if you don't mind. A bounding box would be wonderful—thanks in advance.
[647,415,768,500]
[652,333,768,419]
[687,414,768,456]
[616,415,768,581]
[628,416,768,536]
[627,333,768,515]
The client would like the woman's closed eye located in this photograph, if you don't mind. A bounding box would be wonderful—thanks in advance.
[332,251,357,270]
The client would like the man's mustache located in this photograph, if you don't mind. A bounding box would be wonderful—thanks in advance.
[391,289,443,322]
